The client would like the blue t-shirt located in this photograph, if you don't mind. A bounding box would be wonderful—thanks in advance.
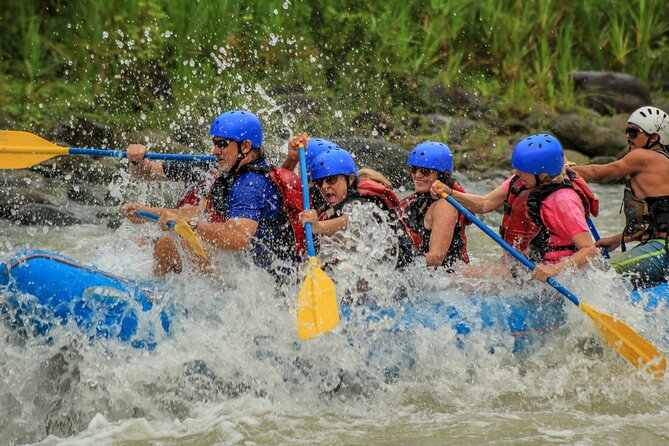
[212,161,293,271]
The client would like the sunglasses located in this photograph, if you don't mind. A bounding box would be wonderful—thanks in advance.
[314,175,341,187]
[212,138,235,149]
[625,127,645,138]
[410,166,436,176]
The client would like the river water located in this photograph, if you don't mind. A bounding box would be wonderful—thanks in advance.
[2,177,669,446]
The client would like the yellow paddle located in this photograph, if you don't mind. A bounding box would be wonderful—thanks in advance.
[296,142,338,339]
[440,191,665,377]
[0,130,215,169]
[134,210,208,261]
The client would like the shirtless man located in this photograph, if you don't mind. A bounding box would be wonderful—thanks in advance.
[572,106,669,288]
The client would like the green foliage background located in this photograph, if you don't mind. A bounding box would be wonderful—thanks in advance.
[1,0,668,133]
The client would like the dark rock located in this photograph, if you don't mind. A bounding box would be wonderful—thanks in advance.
[571,71,651,115]
[0,188,53,219]
[457,147,492,171]
[352,111,398,137]
[34,156,119,184]
[549,113,626,157]
[333,138,411,188]
[590,155,618,165]
[521,104,559,130]
[170,119,210,148]
[121,63,173,103]
[10,203,81,226]
[52,114,118,150]
[421,85,487,116]
[278,95,322,120]
[67,184,108,206]
[563,149,590,166]
[602,113,629,134]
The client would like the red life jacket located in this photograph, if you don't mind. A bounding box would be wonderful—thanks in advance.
[202,166,307,257]
[175,171,220,209]
[499,167,599,262]
[398,183,470,265]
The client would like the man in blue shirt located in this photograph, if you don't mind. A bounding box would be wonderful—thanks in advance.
[122,110,297,277]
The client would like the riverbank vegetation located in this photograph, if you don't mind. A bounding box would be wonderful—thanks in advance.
[1,0,668,145]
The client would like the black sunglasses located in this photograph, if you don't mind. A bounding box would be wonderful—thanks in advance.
[625,127,645,138]
[410,166,436,176]
[314,175,341,187]
[212,138,235,149]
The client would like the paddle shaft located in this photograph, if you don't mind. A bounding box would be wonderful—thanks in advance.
[298,145,316,257]
[586,217,611,259]
[442,193,581,307]
[134,210,176,229]
[70,148,216,162]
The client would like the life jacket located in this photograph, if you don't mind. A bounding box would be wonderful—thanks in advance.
[204,162,306,257]
[621,148,669,250]
[499,167,599,262]
[175,172,219,209]
[398,184,470,266]
[317,179,415,268]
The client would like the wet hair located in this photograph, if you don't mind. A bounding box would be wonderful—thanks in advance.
[538,165,567,185]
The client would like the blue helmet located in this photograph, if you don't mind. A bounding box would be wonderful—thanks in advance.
[305,138,341,176]
[210,110,263,148]
[511,134,564,177]
[407,142,453,174]
[310,148,358,181]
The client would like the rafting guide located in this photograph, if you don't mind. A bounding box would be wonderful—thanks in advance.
[121,110,303,280]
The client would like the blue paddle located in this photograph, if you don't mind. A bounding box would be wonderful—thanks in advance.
[440,191,665,376]
[0,130,215,169]
[587,217,611,259]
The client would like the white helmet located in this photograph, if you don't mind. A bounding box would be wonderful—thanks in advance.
[627,106,669,146]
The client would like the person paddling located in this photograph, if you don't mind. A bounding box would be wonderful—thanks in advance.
[122,110,304,278]
[572,106,669,288]
[399,142,470,268]
[298,147,412,268]
[432,134,598,282]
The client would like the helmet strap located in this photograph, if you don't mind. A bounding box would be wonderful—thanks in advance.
[643,134,660,150]
[534,174,542,187]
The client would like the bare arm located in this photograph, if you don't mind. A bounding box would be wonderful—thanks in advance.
[431,181,507,214]
[531,231,597,282]
[195,217,259,251]
[425,200,458,266]
[572,152,642,182]
[127,144,168,180]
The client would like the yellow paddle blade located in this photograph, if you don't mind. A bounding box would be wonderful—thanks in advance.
[298,257,338,340]
[171,218,209,261]
[580,301,666,377]
[0,130,69,169]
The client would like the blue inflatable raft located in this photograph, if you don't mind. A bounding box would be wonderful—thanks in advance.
[0,250,573,353]
[0,250,171,350]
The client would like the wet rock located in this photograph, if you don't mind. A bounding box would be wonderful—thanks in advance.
[457,147,490,171]
[268,83,306,95]
[333,138,411,188]
[10,203,81,226]
[121,63,173,103]
[571,71,651,115]
[278,95,322,121]
[34,155,119,184]
[66,184,109,206]
[52,113,118,150]
[352,111,399,137]
[0,169,45,188]
[602,113,629,134]
[424,114,479,144]
[421,85,487,116]
[521,103,559,130]
[549,113,626,157]
[564,149,590,166]
[0,187,54,219]
[170,119,210,148]
[590,155,618,165]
